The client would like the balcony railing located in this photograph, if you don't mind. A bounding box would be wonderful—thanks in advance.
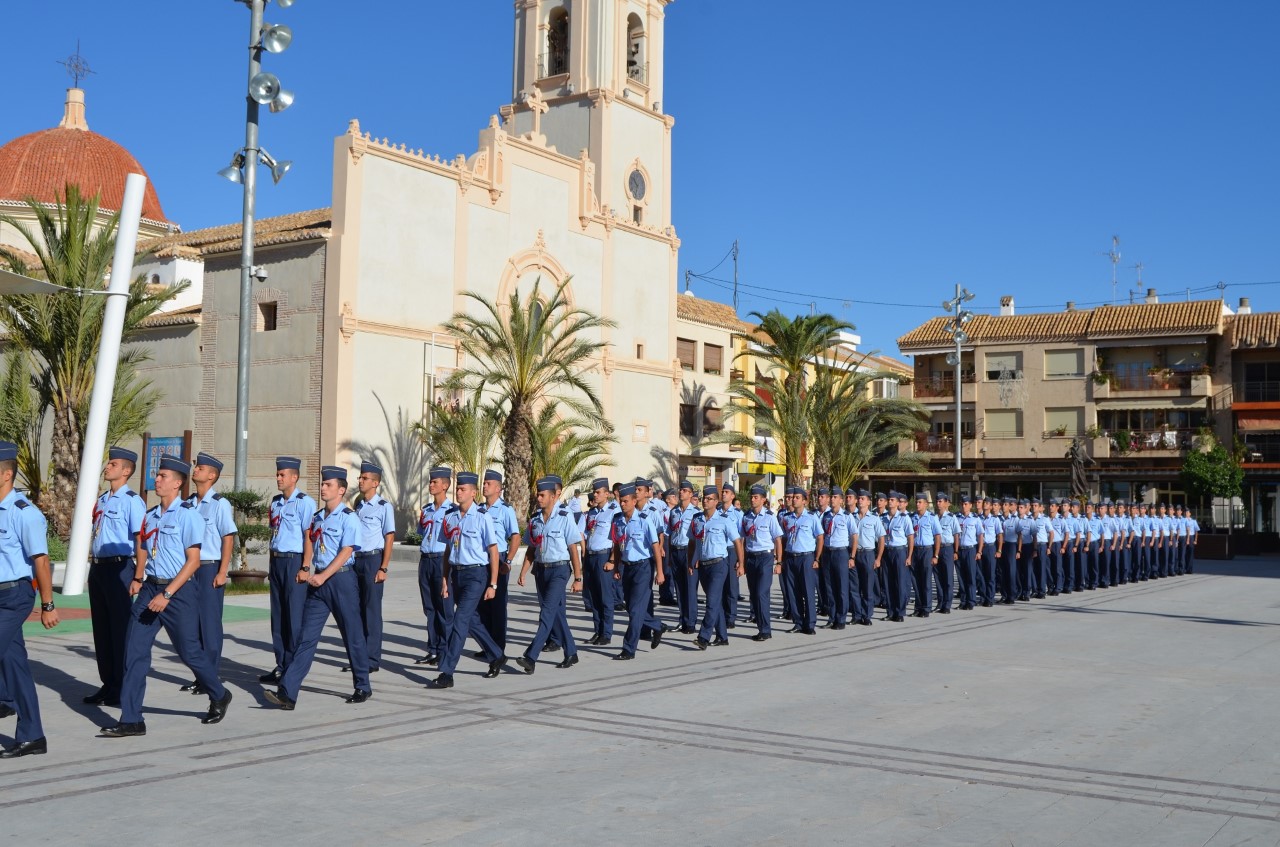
[913,373,976,399]
[1102,371,1193,391]
[538,51,569,78]
[1242,440,1280,463]
[1108,428,1192,454]
[915,433,956,453]
[1235,381,1280,403]
[627,60,649,85]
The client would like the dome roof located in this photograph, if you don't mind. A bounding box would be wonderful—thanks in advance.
[0,89,167,223]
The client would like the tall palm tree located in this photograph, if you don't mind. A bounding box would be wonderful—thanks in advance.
[0,186,182,535]
[703,367,816,486]
[416,389,502,476]
[814,366,930,491]
[743,309,854,393]
[529,404,615,497]
[443,277,615,518]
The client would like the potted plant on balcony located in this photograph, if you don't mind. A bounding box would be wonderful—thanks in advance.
[1090,370,1110,385]
[1147,365,1174,388]
[1084,424,1104,440]
[1053,424,1068,437]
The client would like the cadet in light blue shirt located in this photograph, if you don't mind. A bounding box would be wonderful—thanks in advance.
[909,494,942,616]
[821,498,856,627]
[933,493,960,613]
[782,487,824,632]
[611,483,667,659]
[517,477,584,670]
[582,478,621,643]
[263,457,317,684]
[478,469,522,652]
[0,440,58,754]
[414,467,455,667]
[955,496,982,610]
[690,485,744,646]
[185,452,238,690]
[352,460,396,673]
[850,490,886,625]
[665,481,701,628]
[91,446,145,559]
[265,466,369,710]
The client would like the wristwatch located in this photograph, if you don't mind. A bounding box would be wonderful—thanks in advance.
[379,567,389,574]
[41,601,56,612]
[162,590,173,600]
[488,583,498,590]
[299,566,311,573]
[132,577,144,584]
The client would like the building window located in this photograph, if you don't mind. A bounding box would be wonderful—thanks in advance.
[985,352,1021,381]
[258,301,278,332]
[676,338,695,370]
[704,344,723,375]
[703,406,724,435]
[679,404,698,438]
[632,205,643,224]
[627,12,647,83]
[984,409,1022,438]
[872,378,899,399]
[1044,349,1084,378]
[545,7,570,77]
[636,343,644,360]
[1044,407,1083,436]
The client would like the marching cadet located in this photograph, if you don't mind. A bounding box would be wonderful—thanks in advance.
[633,479,671,609]
[1116,501,1133,584]
[1099,501,1116,588]
[956,495,980,610]
[690,484,743,648]
[1047,499,1065,596]
[821,489,854,628]
[782,487,823,634]
[910,493,941,617]
[882,492,913,622]
[611,483,668,660]
[1014,499,1034,600]
[0,440,58,758]
[515,476,584,673]
[84,446,144,708]
[414,467,454,667]
[719,483,744,628]
[432,472,507,688]
[102,457,231,737]
[351,460,394,673]
[934,493,958,614]
[582,478,619,644]
[1131,503,1147,581]
[741,484,784,641]
[478,470,521,653]
[181,453,237,694]
[261,457,316,686]
[1031,498,1050,599]
[875,492,891,607]
[1071,500,1088,592]
[998,497,1021,604]
[977,497,1000,607]
[1084,501,1103,589]
[1170,504,1186,575]
[852,489,884,625]
[1182,505,1199,573]
[666,481,700,634]
[264,466,370,709]
[777,491,797,621]
[815,487,833,617]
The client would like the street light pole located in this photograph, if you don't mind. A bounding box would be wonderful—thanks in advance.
[943,284,976,473]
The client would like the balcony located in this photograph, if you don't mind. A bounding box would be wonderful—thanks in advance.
[1106,428,1192,455]
[1096,370,1212,398]
[912,373,976,401]
[1234,381,1280,404]
[537,52,569,79]
[915,433,958,453]
[627,60,649,86]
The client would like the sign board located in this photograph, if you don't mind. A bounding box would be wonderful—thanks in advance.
[143,436,186,492]
[737,461,785,476]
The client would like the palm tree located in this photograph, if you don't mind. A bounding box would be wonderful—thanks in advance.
[814,366,930,491]
[743,309,854,393]
[529,404,615,496]
[0,186,182,535]
[0,352,43,495]
[703,367,815,486]
[443,277,615,518]
[415,389,502,476]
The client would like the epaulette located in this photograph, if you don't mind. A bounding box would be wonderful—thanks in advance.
[181,501,195,509]
[342,506,355,515]
[314,509,325,519]
[293,491,306,500]
[211,492,223,501]
[15,500,29,509]
[557,508,569,517]
[375,497,385,506]
[126,490,139,497]
[272,493,284,502]
[445,505,460,515]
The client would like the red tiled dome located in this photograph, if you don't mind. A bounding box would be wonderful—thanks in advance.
[0,91,166,222]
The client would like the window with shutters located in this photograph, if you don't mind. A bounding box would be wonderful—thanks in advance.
[1044,407,1083,436]
[1044,349,1084,378]
[703,406,724,434]
[677,338,696,371]
[985,352,1021,381]
[984,409,1022,438]
[703,344,723,375]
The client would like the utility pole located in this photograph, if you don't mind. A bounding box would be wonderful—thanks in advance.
[731,239,739,311]
[943,284,976,472]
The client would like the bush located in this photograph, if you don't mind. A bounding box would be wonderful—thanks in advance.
[402,531,422,547]
[47,532,68,561]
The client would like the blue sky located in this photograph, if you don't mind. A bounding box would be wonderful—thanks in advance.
[5,1,1277,357]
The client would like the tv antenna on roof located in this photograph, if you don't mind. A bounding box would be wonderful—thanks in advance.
[1100,235,1121,304]
[57,39,96,88]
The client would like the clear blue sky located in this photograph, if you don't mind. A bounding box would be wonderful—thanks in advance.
[5,1,1277,357]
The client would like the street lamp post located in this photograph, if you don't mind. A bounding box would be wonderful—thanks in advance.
[942,284,976,472]
[223,0,296,491]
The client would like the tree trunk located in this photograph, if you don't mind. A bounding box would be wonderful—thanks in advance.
[46,402,81,540]
[502,403,534,524]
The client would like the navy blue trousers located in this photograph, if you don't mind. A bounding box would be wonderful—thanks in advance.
[1000,547,1018,602]
[783,551,817,630]
[1086,541,1100,588]
[724,545,740,623]
[1031,542,1048,595]
[525,563,576,662]
[0,581,43,742]
[281,567,370,700]
[88,557,133,698]
[851,549,878,621]
[478,559,510,651]
[823,547,850,625]
[744,551,774,635]
[353,552,385,669]
[696,558,728,641]
[956,546,977,607]
[438,566,502,675]
[583,550,615,639]
[121,581,226,724]
[670,546,698,630]
[418,552,453,656]
[621,558,665,655]
[883,546,909,618]
[910,547,933,614]
[935,545,955,611]
[194,561,224,669]
[978,545,997,604]
[658,543,678,605]
[268,552,307,673]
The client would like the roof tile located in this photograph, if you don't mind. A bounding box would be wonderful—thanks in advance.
[676,294,754,334]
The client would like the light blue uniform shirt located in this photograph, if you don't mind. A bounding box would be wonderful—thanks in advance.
[308,505,361,571]
[742,509,784,554]
[443,503,499,567]
[0,490,48,582]
[1175,517,1188,537]
[640,501,666,538]
[480,498,519,556]
[614,509,661,562]
[190,489,237,561]
[525,507,583,564]
[1143,516,1156,538]
[356,495,395,554]
[1101,515,1115,541]
[418,498,454,555]
[912,513,941,546]
[1159,516,1173,537]
[823,510,854,548]
[857,511,886,549]
[959,514,981,547]
[937,512,959,545]
[142,498,202,580]
[270,490,317,554]
[691,510,740,561]
[1086,516,1103,543]
[1001,516,1021,548]
[667,503,699,548]
[1050,515,1065,544]
[92,484,145,559]
[1034,515,1051,544]
[981,514,1002,545]
[886,513,912,548]
[1187,518,1200,537]
[585,502,620,553]
[784,511,822,554]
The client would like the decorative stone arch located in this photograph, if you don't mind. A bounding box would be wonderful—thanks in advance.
[496,229,575,312]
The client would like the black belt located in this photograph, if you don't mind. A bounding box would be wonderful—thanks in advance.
[534,560,570,568]
[671,544,688,550]
[451,563,486,569]
[93,556,133,565]
[0,579,27,591]
[317,564,352,574]
[145,576,174,587]
[699,556,726,566]
[354,550,383,558]
[960,544,977,549]
[940,542,954,547]
[271,551,302,558]
[199,560,221,566]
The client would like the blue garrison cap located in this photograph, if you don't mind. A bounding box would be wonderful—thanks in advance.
[108,446,138,465]
[937,492,950,502]
[456,471,479,487]
[159,456,190,476]
[321,465,347,482]
[276,456,301,472]
[914,492,929,501]
[664,489,676,498]
[816,487,829,496]
[702,485,718,498]
[535,476,557,492]
[591,477,610,492]
[194,452,223,472]
[1031,497,1041,505]
[679,479,694,491]
[786,485,805,497]
[483,469,503,483]
[749,484,768,497]
[875,491,887,500]
[0,440,18,462]
[429,467,452,481]
[721,481,736,492]
[618,483,637,497]
[960,495,971,504]
[856,489,870,498]
[546,474,563,488]
[361,460,384,477]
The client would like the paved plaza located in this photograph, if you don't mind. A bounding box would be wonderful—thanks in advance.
[6,552,1280,846]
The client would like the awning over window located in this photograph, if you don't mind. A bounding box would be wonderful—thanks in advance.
[1237,412,1280,432]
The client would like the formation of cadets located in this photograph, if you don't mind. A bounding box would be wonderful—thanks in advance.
[0,440,1201,757]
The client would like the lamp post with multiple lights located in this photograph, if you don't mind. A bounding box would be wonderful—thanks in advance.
[942,284,976,472]
[220,0,296,490]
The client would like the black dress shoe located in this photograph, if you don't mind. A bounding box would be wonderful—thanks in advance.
[544,642,562,653]
[750,633,771,641]
[433,674,454,689]
[82,688,110,705]
[179,680,200,692]
[822,622,838,629]
[650,626,667,650]
[515,656,536,675]
[471,650,487,661]
[595,637,612,646]
[264,689,296,710]
[345,689,372,704]
[555,654,579,669]
[484,656,509,678]
[341,665,380,673]
[586,635,601,645]
[100,721,147,738]
[693,637,709,650]
[726,622,736,629]
[679,626,697,634]
[613,650,635,660]
[937,608,951,614]
[0,705,16,719]
[891,615,905,622]
[787,625,804,633]
[858,618,873,626]
[202,689,233,724]
[712,637,730,646]
[801,629,816,635]
[258,670,282,684]
[832,623,846,630]
[0,737,47,758]
[414,653,438,666]
[982,600,994,607]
